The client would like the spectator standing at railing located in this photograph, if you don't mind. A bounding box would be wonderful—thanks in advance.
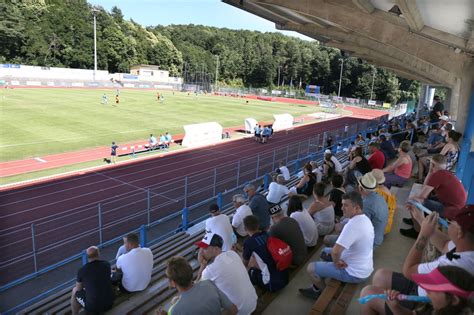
[71,246,115,315]
[231,194,253,238]
[367,142,385,169]
[195,233,257,315]
[360,205,474,315]
[382,140,412,189]
[244,184,271,230]
[205,204,234,252]
[163,256,238,315]
[114,233,153,292]
[299,191,374,300]
[429,95,444,126]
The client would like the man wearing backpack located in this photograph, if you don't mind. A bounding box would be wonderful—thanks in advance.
[242,215,289,292]
[299,191,374,300]
[268,204,307,265]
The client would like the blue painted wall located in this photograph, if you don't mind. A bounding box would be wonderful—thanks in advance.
[456,88,474,204]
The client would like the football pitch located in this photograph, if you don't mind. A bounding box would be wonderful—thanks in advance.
[0,88,327,162]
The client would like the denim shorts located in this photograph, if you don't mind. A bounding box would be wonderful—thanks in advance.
[313,261,366,284]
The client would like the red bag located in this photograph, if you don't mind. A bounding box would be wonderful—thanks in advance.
[267,236,293,271]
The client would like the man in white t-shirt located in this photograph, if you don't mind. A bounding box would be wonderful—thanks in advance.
[276,161,290,181]
[231,194,253,237]
[114,233,153,292]
[195,233,257,315]
[205,203,234,251]
[360,205,474,315]
[266,175,289,204]
[299,191,374,300]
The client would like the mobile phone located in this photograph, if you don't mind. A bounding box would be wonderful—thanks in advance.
[407,200,448,228]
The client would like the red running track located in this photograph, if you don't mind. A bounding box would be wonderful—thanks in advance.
[0,116,369,285]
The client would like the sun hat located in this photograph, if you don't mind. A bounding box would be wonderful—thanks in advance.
[412,268,474,299]
[371,169,386,184]
[357,172,377,191]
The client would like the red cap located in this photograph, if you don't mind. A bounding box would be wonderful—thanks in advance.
[412,268,474,299]
[449,205,474,234]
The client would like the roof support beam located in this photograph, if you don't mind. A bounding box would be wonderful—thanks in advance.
[352,0,375,14]
[395,0,424,32]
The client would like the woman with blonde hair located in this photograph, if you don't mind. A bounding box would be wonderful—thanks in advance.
[371,169,396,234]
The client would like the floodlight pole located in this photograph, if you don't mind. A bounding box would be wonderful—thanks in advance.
[215,55,219,92]
[92,8,100,81]
[277,66,281,87]
[370,67,376,100]
[337,58,344,97]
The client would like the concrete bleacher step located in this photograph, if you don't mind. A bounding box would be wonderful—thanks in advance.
[19,150,351,315]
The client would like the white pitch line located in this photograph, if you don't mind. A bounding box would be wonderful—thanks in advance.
[93,171,180,203]
[34,157,47,163]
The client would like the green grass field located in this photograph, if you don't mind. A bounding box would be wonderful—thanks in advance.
[0,88,327,162]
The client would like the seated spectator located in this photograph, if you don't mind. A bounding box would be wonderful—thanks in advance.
[165,132,172,147]
[382,140,412,188]
[71,246,115,315]
[371,169,396,235]
[328,174,345,218]
[266,174,289,205]
[379,134,397,160]
[357,172,389,247]
[205,204,234,251]
[309,161,323,183]
[115,236,129,259]
[324,150,343,174]
[405,122,418,144]
[360,205,474,315]
[149,134,157,150]
[242,215,288,292]
[322,152,336,182]
[299,191,374,300]
[231,194,253,238]
[308,183,335,236]
[269,204,307,265]
[401,154,467,239]
[114,233,153,292]
[417,130,461,181]
[367,142,385,169]
[158,134,166,148]
[195,233,257,314]
[275,160,290,182]
[165,256,238,315]
[290,163,317,197]
[355,134,366,148]
[346,146,372,186]
[287,195,318,247]
[244,183,270,230]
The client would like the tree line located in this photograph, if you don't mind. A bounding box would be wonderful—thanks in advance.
[0,0,419,103]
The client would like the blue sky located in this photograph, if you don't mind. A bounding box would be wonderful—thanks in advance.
[88,0,313,41]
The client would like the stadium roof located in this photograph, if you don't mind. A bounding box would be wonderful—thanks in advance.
[223,0,474,86]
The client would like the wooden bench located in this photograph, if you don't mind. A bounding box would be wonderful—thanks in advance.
[309,280,358,315]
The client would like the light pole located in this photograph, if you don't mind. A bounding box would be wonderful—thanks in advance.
[370,67,376,100]
[215,55,219,92]
[277,66,282,88]
[92,7,100,81]
[337,58,344,97]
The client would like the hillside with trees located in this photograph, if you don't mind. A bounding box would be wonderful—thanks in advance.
[0,0,419,103]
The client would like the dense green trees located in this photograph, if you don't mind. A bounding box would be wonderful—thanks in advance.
[0,0,419,103]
